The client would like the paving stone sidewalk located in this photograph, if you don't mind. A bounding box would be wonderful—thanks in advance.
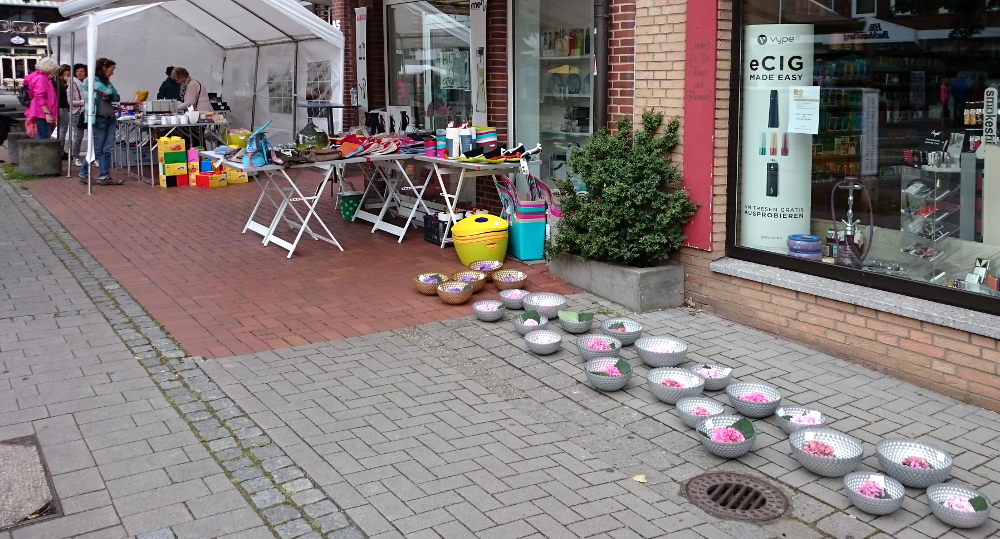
[201,295,1000,539]
[0,179,365,539]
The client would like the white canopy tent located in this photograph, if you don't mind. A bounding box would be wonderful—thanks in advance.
[47,0,345,191]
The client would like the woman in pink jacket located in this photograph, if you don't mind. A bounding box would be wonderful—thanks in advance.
[24,57,61,139]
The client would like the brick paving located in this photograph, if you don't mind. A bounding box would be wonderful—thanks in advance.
[25,169,575,359]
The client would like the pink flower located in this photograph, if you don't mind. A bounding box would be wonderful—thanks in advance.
[611,327,628,332]
[902,456,930,469]
[587,340,612,351]
[944,494,975,512]
[593,365,622,377]
[858,481,886,499]
[660,379,685,388]
[478,303,499,312]
[802,440,836,458]
[711,427,745,443]
[505,291,525,299]
[522,319,538,326]
[790,415,822,425]
[695,367,724,379]
[691,406,711,416]
[741,392,771,403]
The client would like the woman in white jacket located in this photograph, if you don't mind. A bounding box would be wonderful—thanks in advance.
[171,67,213,112]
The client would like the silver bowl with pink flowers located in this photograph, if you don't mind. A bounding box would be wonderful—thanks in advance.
[646,368,705,404]
[576,334,622,361]
[584,357,632,392]
[472,300,505,322]
[927,483,992,528]
[635,336,687,367]
[843,472,905,516]
[599,318,643,346]
[774,406,827,435]
[790,428,864,477]
[725,382,782,418]
[499,289,528,310]
[876,438,953,488]
[696,415,757,459]
[688,363,732,391]
[676,397,725,428]
[524,330,562,356]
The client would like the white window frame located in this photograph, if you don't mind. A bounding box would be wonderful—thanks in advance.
[852,0,877,17]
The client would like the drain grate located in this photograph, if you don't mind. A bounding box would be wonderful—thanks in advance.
[0,436,62,531]
[686,472,788,521]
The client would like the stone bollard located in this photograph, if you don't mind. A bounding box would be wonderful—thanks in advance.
[6,132,29,164]
[17,138,63,176]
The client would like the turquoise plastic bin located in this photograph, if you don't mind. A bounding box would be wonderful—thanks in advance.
[509,217,546,261]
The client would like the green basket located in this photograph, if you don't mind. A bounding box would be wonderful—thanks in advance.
[338,191,363,221]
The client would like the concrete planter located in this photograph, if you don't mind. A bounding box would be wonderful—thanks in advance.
[547,254,684,313]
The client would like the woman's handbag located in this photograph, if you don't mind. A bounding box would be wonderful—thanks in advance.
[243,120,274,168]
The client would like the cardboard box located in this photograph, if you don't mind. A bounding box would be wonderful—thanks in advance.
[157,136,185,154]
[158,150,187,164]
[159,162,187,177]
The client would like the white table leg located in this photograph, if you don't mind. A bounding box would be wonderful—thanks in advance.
[438,167,467,248]
[392,159,432,244]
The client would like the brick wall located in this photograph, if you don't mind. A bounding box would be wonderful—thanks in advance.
[635,0,1000,412]
[607,0,636,131]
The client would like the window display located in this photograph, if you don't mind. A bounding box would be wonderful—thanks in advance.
[513,0,594,189]
[735,1,1000,306]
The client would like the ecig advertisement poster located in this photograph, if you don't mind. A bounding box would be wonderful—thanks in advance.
[740,24,814,252]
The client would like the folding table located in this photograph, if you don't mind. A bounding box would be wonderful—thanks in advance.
[347,154,432,243]
[206,155,343,258]
[412,155,521,248]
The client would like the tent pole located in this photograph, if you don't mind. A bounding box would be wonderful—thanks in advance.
[292,41,299,133]
[68,33,74,178]
[250,46,260,131]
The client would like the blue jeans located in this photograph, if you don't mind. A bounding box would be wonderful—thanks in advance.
[36,118,52,139]
[79,116,116,178]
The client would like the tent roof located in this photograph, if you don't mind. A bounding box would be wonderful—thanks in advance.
[48,0,344,50]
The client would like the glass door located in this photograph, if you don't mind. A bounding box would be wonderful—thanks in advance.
[386,0,472,131]
[513,0,595,188]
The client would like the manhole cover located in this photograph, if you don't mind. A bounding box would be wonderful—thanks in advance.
[685,472,788,521]
[0,436,61,531]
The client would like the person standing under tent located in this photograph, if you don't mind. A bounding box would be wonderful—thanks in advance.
[171,67,213,112]
[69,64,87,167]
[56,64,72,159]
[23,57,60,140]
[157,65,180,100]
[78,58,123,186]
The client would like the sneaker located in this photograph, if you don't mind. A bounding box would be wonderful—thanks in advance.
[98,175,124,185]
[78,176,87,184]
[73,158,84,167]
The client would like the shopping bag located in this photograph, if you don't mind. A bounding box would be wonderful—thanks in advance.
[243,120,274,168]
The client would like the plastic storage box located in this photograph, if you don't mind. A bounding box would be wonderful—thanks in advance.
[509,214,546,261]
[452,214,509,265]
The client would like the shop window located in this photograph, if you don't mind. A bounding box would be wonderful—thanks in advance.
[266,63,293,115]
[733,1,1000,311]
[512,0,595,189]
[385,0,471,131]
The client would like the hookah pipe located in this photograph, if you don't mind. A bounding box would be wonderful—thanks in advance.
[830,179,874,269]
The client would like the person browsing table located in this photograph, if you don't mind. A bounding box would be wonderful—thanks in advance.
[23,57,60,140]
[78,57,123,186]
[171,67,213,112]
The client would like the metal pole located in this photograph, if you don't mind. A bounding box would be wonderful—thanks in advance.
[250,46,259,130]
[292,41,299,133]
[593,0,608,133]
[68,33,75,177]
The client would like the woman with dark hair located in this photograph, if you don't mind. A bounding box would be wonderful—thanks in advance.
[56,64,71,158]
[69,63,86,166]
[157,65,179,100]
[78,57,122,185]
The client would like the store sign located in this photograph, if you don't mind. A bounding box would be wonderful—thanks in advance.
[27,37,46,46]
[787,86,819,134]
[739,24,815,253]
[985,88,997,145]
[681,0,718,251]
[470,0,487,125]
[9,35,25,45]
[355,7,368,113]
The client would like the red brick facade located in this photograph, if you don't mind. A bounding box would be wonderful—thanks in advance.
[607,0,636,131]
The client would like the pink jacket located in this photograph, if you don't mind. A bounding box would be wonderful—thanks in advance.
[24,70,57,121]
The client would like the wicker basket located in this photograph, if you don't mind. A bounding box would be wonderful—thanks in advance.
[789,428,864,477]
[635,336,688,367]
[492,270,528,291]
[522,292,567,319]
[499,289,529,310]
[697,415,756,459]
[599,318,643,346]
[472,300,505,322]
[513,313,549,335]
[726,382,782,418]
[875,439,953,488]
[413,272,450,295]
[843,472,905,516]
[436,282,474,305]
[525,330,562,355]
[558,314,595,334]
[646,368,705,404]
[584,357,633,391]
[468,260,503,281]
[775,406,827,435]
[676,397,725,428]
[576,334,623,361]
[927,483,992,528]
[450,270,487,293]
[688,363,733,391]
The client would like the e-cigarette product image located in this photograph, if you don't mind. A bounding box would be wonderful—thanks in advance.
[768,90,779,128]
[770,133,777,156]
[781,133,789,156]
[760,133,766,155]
[766,162,779,197]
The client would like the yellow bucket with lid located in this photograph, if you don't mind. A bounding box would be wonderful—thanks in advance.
[451,214,509,265]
